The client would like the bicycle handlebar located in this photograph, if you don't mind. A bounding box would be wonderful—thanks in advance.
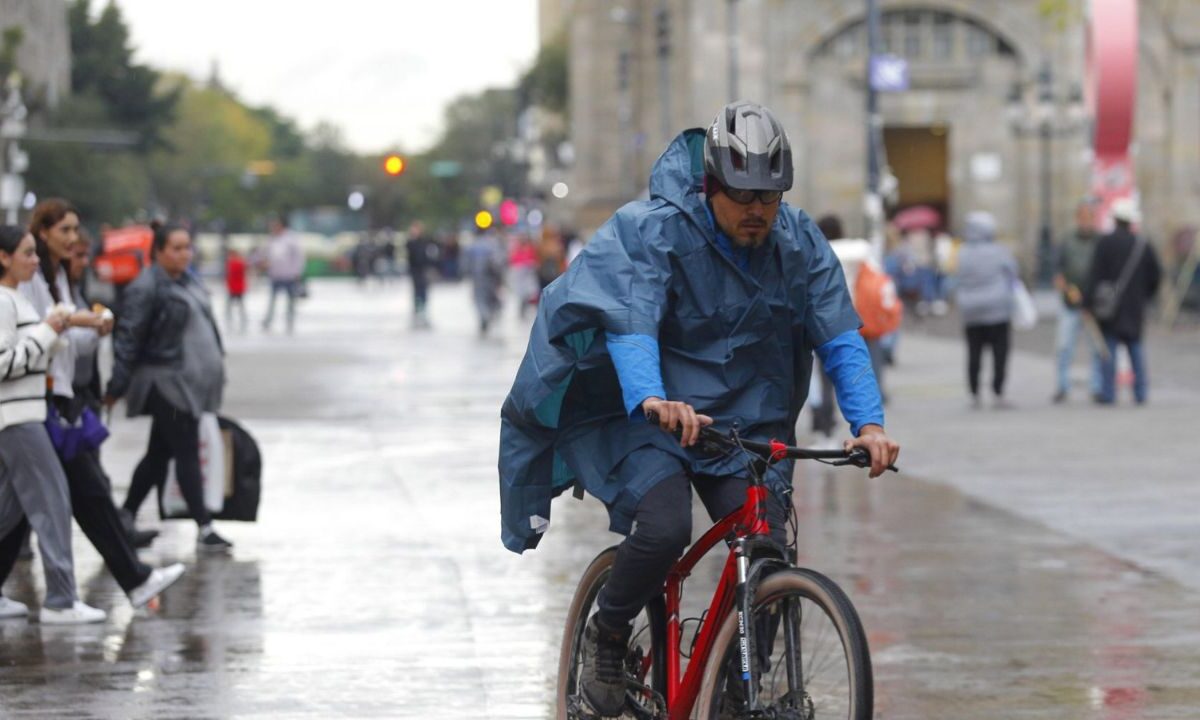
[645,411,898,472]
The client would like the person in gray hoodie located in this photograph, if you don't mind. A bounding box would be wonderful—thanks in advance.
[954,211,1018,408]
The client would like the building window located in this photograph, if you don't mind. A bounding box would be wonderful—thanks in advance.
[815,11,1014,64]
[834,24,860,59]
[903,11,923,58]
[932,12,954,60]
[965,21,993,57]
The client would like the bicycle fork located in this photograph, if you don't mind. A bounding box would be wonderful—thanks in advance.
[733,539,759,710]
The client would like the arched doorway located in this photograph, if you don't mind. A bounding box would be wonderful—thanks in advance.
[804,7,1026,243]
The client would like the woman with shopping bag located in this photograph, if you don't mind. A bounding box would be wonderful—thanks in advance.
[22,202,185,610]
[104,222,234,553]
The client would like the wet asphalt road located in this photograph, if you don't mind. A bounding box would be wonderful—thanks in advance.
[1,278,1198,719]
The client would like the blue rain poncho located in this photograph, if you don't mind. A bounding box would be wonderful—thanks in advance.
[499,129,880,553]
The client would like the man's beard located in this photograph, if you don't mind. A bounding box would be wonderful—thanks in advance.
[733,228,768,248]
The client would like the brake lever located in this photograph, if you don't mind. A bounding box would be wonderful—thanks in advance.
[834,448,899,473]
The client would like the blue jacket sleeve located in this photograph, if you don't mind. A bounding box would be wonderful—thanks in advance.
[605,332,665,418]
[815,330,885,436]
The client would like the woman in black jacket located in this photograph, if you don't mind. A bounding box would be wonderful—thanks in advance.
[105,223,233,552]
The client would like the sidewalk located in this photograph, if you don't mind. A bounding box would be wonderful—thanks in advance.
[875,325,1200,591]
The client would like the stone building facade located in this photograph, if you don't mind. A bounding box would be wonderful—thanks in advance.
[560,0,1200,270]
[0,0,71,107]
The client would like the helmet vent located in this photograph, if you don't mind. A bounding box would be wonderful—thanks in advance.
[731,148,746,172]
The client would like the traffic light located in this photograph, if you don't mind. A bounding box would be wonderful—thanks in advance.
[384,154,406,176]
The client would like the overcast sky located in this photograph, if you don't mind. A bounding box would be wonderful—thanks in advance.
[113,0,540,153]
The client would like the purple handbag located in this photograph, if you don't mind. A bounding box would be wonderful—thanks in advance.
[44,403,110,462]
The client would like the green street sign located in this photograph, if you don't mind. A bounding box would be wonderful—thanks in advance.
[430,160,463,178]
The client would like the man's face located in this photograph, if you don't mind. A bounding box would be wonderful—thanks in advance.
[709,186,780,248]
[1075,204,1096,233]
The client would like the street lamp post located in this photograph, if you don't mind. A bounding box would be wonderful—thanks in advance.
[863,0,885,261]
[612,6,640,201]
[727,0,739,101]
[1008,62,1085,288]
[0,73,29,225]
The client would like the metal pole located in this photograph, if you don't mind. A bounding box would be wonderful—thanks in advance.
[727,0,739,101]
[1038,120,1054,287]
[656,4,672,142]
[864,0,884,261]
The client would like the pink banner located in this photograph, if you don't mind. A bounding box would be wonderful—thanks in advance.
[1087,0,1139,227]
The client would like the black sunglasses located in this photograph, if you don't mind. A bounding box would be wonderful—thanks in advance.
[720,186,783,205]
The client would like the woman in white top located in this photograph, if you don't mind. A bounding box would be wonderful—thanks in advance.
[22,200,184,609]
[0,224,105,624]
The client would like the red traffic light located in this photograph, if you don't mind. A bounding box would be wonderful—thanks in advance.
[384,154,406,176]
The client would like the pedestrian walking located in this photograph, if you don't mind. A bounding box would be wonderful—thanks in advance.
[499,102,898,715]
[24,202,185,607]
[508,235,539,318]
[260,214,305,334]
[464,230,505,336]
[0,224,106,624]
[1084,198,1162,405]
[814,213,902,422]
[954,211,1018,409]
[225,247,248,334]
[1052,199,1104,403]
[105,223,234,552]
[406,221,436,328]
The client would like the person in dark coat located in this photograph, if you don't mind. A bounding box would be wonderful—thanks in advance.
[406,222,436,328]
[1084,198,1161,404]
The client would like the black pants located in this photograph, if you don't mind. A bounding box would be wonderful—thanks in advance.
[596,471,789,630]
[62,448,152,592]
[966,321,1011,397]
[124,389,212,527]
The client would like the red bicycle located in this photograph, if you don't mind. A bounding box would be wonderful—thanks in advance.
[557,422,896,719]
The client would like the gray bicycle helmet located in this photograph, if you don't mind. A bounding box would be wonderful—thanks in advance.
[703,101,793,192]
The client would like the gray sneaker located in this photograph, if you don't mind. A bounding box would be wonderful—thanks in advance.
[579,615,631,717]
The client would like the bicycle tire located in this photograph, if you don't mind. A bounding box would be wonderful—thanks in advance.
[693,568,872,720]
[557,547,667,719]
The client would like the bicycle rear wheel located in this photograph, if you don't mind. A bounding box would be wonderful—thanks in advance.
[694,568,872,720]
[557,547,667,719]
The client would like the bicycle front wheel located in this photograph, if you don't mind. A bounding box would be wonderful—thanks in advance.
[694,568,872,720]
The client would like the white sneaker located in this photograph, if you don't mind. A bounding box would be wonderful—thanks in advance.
[0,596,29,619]
[128,563,186,608]
[39,601,106,625]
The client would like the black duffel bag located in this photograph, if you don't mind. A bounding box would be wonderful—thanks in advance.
[214,416,262,521]
[157,415,262,522]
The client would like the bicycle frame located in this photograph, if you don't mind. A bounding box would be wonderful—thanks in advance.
[661,480,779,719]
[602,419,890,719]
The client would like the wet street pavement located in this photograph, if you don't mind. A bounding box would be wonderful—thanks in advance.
[2,278,1199,719]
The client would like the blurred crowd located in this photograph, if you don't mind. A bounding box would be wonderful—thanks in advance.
[805,196,1162,442]
[344,222,580,335]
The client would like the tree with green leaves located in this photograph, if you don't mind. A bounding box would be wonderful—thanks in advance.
[67,0,178,150]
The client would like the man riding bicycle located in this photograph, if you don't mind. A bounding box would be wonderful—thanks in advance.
[499,101,900,716]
